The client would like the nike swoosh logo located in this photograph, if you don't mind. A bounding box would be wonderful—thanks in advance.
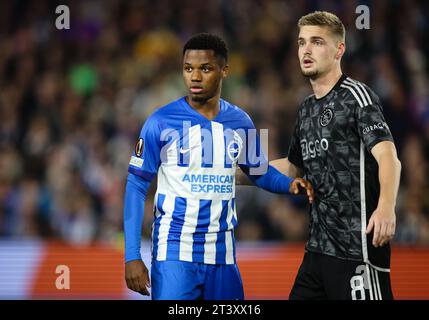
[180,146,195,154]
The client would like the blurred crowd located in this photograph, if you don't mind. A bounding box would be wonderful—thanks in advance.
[0,0,429,246]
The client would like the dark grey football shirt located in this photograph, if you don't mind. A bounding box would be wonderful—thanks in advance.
[288,74,394,270]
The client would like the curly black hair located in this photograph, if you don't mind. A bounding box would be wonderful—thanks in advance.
[183,33,228,64]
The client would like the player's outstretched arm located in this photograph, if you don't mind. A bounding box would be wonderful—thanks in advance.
[289,177,314,203]
[273,158,312,202]
[241,164,314,203]
[236,157,303,185]
[366,141,401,247]
[123,173,152,295]
[270,157,303,178]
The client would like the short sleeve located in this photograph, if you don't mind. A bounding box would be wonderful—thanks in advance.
[355,98,394,152]
[128,116,162,180]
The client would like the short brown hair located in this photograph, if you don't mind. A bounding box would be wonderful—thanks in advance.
[298,11,345,42]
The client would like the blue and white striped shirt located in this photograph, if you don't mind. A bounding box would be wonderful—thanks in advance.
[126,96,267,265]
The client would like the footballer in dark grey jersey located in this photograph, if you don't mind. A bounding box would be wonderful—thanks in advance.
[270,11,401,300]
[288,74,393,267]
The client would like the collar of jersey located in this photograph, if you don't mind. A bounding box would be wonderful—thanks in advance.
[314,73,347,101]
[180,96,226,122]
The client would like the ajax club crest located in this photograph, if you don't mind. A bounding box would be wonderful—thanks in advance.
[319,107,334,127]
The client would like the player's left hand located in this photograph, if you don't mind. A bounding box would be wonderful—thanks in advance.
[289,178,314,204]
[366,204,396,247]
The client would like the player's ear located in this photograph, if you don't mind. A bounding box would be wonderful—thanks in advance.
[222,64,229,79]
[335,41,346,60]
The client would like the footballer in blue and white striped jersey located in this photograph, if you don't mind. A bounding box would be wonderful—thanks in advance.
[128,96,267,265]
[123,33,313,300]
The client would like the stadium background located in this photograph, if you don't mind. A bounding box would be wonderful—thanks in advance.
[1,0,429,299]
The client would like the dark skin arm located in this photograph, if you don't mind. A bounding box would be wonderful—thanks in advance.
[125,260,151,296]
[236,158,314,204]
[289,177,314,204]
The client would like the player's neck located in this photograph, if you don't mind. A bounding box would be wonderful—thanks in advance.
[310,68,343,99]
[186,94,221,120]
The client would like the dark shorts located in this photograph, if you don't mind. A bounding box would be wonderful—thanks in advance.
[289,251,393,300]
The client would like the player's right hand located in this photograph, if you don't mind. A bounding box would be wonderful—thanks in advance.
[290,178,314,204]
[125,260,151,296]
